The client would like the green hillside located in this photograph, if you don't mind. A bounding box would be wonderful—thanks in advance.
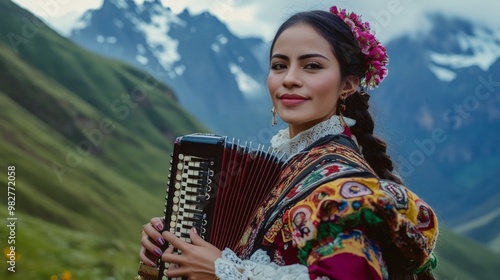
[0,0,207,278]
[0,0,499,279]
[434,227,500,279]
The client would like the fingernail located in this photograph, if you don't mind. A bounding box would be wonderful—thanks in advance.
[154,248,162,257]
[157,237,165,246]
[155,223,163,231]
[191,227,197,234]
[149,261,157,267]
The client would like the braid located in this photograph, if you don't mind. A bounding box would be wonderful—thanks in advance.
[342,91,403,185]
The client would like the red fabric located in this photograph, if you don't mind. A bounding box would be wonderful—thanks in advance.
[308,252,383,280]
[271,228,300,265]
[342,126,352,137]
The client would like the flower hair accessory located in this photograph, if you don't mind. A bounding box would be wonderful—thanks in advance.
[330,6,389,89]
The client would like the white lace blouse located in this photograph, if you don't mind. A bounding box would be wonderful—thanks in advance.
[270,115,356,158]
[214,115,356,280]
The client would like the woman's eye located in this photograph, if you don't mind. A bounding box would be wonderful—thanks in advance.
[304,63,322,69]
[271,63,287,70]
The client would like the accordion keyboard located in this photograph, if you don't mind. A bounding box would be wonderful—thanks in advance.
[166,153,214,244]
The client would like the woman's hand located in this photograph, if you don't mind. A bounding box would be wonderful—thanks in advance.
[162,227,223,280]
[139,217,166,267]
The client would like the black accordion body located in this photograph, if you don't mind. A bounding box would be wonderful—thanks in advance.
[156,133,285,279]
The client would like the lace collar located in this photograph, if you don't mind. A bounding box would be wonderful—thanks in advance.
[270,115,356,158]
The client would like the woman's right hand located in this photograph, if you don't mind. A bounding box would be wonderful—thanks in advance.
[139,217,166,267]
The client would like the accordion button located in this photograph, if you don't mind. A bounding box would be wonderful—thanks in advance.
[178,154,184,160]
[177,163,184,170]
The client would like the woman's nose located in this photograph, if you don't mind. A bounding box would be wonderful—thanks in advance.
[282,67,303,88]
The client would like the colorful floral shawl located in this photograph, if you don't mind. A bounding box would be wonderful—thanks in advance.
[235,134,438,279]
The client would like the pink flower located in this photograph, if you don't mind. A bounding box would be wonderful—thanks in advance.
[349,13,359,22]
[330,5,389,89]
[361,46,370,55]
[365,72,372,82]
[372,60,382,68]
[369,47,385,59]
[344,18,356,29]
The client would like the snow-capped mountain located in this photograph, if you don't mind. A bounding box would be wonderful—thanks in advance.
[60,1,500,249]
[69,0,272,141]
[426,15,500,82]
[371,14,500,250]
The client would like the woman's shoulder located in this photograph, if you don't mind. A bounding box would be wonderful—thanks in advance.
[287,175,438,274]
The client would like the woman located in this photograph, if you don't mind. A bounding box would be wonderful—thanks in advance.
[138,6,438,280]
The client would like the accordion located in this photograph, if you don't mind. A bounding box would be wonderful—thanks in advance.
[136,133,285,280]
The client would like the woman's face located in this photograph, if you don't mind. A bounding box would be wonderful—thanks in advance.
[268,23,346,137]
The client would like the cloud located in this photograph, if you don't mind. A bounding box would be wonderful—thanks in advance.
[12,0,102,19]
[12,0,500,43]
[200,0,500,44]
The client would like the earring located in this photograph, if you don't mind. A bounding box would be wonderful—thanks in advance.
[339,102,346,114]
[271,107,277,126]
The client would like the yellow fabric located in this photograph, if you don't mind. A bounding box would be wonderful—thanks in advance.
[287,176,438,271]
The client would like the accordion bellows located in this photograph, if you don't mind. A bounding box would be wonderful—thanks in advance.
[157,133,284,279]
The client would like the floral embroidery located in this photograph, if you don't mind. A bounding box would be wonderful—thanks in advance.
[236,136,372,259]
[289,177,438,272]
[235,135,438,276]
[340,181,373,198]
[379,180,408,209]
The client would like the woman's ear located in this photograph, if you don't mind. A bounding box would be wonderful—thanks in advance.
[341,76,360,97]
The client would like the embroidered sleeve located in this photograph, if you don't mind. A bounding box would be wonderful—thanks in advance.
[214,248,309,280]
[287,177,439,278]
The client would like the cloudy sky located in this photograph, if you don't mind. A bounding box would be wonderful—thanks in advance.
[12,0,500,42]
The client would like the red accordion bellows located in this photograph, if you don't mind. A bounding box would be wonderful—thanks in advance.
[158,133,284,279]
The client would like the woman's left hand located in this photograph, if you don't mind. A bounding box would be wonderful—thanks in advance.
[162,227,223,280]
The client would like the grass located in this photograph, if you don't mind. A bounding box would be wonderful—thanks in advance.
[0,213,140,279]
[434,227,500,280]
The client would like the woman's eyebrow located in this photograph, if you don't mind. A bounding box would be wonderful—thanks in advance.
[270,53,289,60]
[298,53,329,61]
[270,53,329,61]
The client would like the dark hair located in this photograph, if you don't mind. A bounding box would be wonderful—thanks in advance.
[270,10,402,184]
[270,11,434,280]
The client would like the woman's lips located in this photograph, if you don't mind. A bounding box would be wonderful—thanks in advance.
[279,93,308,106]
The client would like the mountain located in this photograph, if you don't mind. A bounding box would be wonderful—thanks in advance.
[68,0,273,142]
[66,1,500,250]
[2,0,500,278]
[371,14,500,251]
